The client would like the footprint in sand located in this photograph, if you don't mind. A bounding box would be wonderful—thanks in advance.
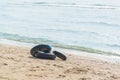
[2,63,8,66]
[29,69,37,72]
[53,64,64,68]
[79,78,91,80]
[26,74,43,77]
[56,74,66,78]
[64,67,90,74]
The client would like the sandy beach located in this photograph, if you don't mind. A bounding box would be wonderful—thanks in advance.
[0,44,120,80]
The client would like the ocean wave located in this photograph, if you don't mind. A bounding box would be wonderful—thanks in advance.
[92,4,120,9]
[107,44,120,48]
[33,2,116,9]
[79,22,120,27]
[92,4,119,7]
[0,32,56,44]
[8,1,117,10]
[0,32,120,57]
[39,29,101,36]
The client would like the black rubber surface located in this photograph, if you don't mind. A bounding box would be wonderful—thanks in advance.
[53,51,67,61]
[30,44,51,57]
[35,51,56,60]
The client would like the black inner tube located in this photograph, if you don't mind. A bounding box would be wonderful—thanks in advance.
[35,51,56,60]
[53,51,67,61]
[30,44,52,57]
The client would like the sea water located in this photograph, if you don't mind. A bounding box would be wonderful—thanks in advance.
[0,0,120,56]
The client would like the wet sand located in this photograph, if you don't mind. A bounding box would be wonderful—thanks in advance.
[0,44,120,80]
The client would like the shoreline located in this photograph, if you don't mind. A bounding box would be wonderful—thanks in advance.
[1,39,120,64]
[0,43,120,80]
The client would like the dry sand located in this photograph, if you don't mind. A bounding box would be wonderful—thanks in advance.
[0,44,120,80]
